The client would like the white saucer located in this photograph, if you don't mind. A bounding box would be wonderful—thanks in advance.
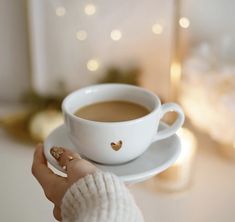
[44,122,181,184]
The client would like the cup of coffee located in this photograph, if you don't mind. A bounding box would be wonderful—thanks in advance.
[62,84,184,164]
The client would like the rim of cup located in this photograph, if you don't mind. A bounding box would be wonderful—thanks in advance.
[62,83,161,125]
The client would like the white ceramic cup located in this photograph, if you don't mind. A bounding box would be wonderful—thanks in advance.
[62,84,184,164]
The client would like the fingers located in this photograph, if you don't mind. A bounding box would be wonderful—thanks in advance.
[32,144,68,206]
[50,147,96,184]
[67,158,96,184]
[32,144,66,196]
[53,206,62,221]
[50,147,81,169]
[32,144,55,186]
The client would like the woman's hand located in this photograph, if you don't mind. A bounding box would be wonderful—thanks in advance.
[32,144,96,221]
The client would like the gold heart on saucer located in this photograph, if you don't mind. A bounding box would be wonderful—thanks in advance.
[111,140,123,151]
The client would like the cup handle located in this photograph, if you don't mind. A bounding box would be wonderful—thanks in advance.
[154,103,185,141]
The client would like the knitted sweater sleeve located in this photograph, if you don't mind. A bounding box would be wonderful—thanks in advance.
[61,171,144,222]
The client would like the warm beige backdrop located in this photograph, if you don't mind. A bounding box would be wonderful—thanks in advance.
[0,0,30,101]
[0,0,234,101]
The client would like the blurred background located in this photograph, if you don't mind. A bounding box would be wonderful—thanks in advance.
[0,0,234,221]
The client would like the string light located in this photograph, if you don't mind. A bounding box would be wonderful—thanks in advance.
[84,4,96,15]
[87,59,100,71]
[179,17,190,29]
[56,6,66,17]
[152,24,163,34]
[110,30,122,41]
[76,30,87,41]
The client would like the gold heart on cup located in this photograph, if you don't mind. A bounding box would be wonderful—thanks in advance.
[111,140,123,151]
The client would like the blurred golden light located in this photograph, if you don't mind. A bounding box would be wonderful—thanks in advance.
[76,30,87,41]
[152,24,163,34]
[171,61,181,88]
[156,127,197,191]
[56,7,66,17]
[175,128,197,165]
[179,17,190,29]
[87,59,100,71]
[110,30,122,41]
[84,4,96,15]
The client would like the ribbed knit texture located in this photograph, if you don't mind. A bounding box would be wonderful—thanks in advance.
[61,171,144,222]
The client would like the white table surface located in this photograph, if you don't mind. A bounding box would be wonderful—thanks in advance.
[0,104,235,222]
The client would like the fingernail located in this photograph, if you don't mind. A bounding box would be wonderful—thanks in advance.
[68,154,82,161]
[50,147,64,160]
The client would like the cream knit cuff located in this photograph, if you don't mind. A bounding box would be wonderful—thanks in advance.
[61,171,144,222]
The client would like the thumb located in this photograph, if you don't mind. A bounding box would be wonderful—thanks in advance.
[50,147,96,183]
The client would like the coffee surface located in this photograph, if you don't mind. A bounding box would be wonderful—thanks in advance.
[74,101,150,122]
